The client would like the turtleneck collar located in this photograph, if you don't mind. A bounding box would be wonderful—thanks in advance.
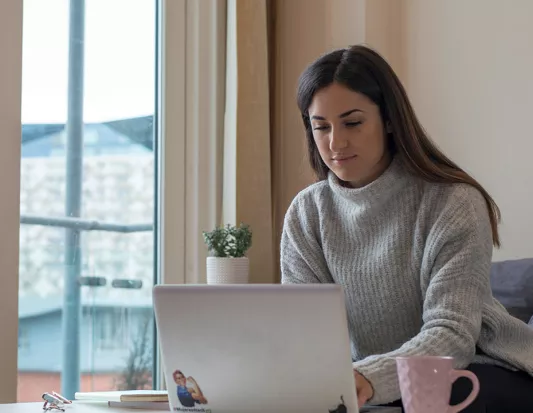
[327,155,412,209]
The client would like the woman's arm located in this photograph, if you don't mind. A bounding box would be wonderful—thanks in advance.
[187,377,208,404]
[354,186,493,405]
[280,194,333,284]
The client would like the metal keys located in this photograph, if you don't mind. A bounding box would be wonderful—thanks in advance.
[42,392,71,411]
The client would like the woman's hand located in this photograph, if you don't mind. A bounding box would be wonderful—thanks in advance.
[354,370,374,407]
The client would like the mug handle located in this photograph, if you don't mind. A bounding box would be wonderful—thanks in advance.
[448,370,480,413]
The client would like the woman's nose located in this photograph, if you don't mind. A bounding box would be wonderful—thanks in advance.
[329,129,348,151]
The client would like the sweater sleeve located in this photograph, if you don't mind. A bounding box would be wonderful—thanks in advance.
[280,194,334,284]
[354,186,494,405]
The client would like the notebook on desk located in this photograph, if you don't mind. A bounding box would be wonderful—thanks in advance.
[74,390,168,403]
[153,284,401,413]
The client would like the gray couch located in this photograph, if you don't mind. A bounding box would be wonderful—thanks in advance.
[490,257,533,326]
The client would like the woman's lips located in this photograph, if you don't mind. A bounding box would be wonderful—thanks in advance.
[332,155,357,164]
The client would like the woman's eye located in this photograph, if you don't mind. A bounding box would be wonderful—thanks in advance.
[345,121,362,128]
[313,125,329,131]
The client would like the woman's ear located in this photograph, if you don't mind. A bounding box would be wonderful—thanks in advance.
[385,121,392,134]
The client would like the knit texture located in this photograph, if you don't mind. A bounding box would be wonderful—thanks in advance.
[280,156,533,405]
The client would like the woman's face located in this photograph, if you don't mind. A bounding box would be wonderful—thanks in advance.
[174,372,186,386]
[308,82,391,187]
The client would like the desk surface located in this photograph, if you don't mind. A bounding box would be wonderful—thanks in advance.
[0,402,401,413]
[0,403,164,413]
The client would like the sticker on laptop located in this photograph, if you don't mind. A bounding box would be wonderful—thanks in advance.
[328,395,347,413]
[172,369,210,412]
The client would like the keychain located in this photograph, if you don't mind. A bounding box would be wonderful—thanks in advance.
[42,392,71,411]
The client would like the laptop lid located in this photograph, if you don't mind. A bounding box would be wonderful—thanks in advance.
[153,284,358,413]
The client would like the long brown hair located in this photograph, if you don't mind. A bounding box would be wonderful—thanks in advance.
[296,45,501,247]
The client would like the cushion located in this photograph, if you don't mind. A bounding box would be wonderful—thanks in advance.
[529,315,533,327]
[490,258,533,323]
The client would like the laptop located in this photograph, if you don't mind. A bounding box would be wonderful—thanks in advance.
[153,284,400,413]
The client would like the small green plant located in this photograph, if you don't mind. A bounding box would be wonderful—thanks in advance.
[202,223,252,258]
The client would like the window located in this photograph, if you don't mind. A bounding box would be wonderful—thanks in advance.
[17,0,158,401]
[92,309,131,351]
[1,0,191,403]
[18,327,30,351]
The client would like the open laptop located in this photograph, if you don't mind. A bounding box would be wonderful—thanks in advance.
[153,284,400,413]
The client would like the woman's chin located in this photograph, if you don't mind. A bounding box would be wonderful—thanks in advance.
[332,169,358,185]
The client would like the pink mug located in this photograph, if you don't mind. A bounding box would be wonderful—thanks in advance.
[396,356,480,413]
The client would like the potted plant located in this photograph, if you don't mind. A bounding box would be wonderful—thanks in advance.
[202,223,252,284]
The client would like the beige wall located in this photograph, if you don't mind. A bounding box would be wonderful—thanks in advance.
[271,0,326,278]
[403,0,533,261]
[0,0,22,403]
[272,0,533,269]
[231,0,275,283]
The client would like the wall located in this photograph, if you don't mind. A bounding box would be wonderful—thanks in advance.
[272,0,533,269]
[271,0,326,283]
[0,0,22,404]
[402,0,533,261]
[224,0,275,283]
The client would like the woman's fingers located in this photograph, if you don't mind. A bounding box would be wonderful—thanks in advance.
[358,394,368,407]
[356,381,369,407]
[354,370,373,407]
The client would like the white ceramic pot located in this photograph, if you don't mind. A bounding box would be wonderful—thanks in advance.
[206,257,249,284]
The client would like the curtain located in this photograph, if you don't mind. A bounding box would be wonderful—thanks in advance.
[182,0,227,283]
[184,0,277,284]
[222,0,275,283]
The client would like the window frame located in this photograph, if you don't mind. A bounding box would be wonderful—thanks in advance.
[157,0,186,287]
[0,0,23,404]
[155,0,226,388]
[154,0,187,389]
[0,0,191,401]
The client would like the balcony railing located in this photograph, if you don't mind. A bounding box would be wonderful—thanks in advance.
[20,215,153,233]
[20,0,156,399]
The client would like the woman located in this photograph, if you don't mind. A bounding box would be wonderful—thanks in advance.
[281,45,533,412]
[173,370,208,407]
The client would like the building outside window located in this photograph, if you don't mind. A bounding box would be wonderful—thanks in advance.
[17,0,158,401]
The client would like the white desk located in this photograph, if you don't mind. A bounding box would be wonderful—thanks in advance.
[0,403,164,413]
[0,402,402,413]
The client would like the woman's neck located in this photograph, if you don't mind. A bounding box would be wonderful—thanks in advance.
[328,154,411,210]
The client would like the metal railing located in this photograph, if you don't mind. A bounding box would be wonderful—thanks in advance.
[20,0,155,398]
[20,215,153,233]
[20,214,153,398]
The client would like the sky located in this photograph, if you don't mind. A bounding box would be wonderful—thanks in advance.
[21,0,155,124]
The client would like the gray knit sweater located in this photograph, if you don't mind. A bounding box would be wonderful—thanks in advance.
[280,156,533,405]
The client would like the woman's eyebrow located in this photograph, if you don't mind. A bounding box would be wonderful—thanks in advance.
[310,108,363,120]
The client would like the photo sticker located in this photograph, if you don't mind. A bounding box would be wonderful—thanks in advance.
[173,370,208,409]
